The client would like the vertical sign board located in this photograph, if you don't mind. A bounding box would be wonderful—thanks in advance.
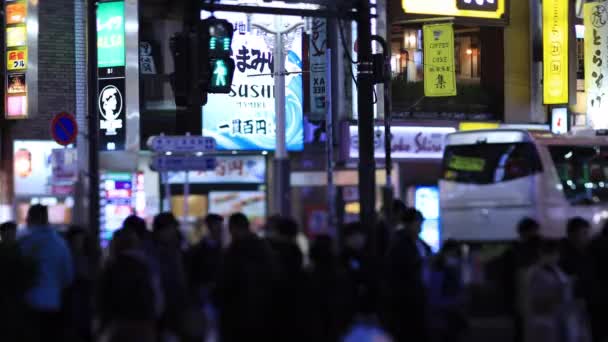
[309,18,327,121]
[202,12,304,151]
[585,2,608,130]
[97,1,127,151]
[543,0,569,104]
[423,23,457,97]
[4,0,29,119]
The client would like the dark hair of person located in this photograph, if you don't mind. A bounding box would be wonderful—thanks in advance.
[517,217,540,235]
[229,213,250,234]
[276,217,299,239]
[123,215,148,239]
[152,212,179,233]
[566,217,590,236]
[402,208,424,224]
[0,221,17,233]
[205,213,224,228]
[27,204,48,226]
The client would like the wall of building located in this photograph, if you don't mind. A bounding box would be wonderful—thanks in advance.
[503,0,533,123]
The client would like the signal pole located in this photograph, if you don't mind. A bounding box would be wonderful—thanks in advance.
[356,0,377,256]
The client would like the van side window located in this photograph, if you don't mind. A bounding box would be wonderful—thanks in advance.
[549,146,608,205]
[442,143,543,184]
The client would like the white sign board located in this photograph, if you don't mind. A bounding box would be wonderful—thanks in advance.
[551,107,569,134]
[585,2,608,129]
[349,126,456,160]
[14,140,67,196]
[168,155,266,184]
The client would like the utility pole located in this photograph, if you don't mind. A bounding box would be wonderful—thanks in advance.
[87,0,101,261]
[356,0,377,255]
[251,16,303,217]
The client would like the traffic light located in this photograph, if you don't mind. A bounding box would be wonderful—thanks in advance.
[201,17,235,94]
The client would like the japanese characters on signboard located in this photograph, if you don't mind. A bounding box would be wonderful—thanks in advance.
[139,41,157,75]
[97,1,127,151]
[543,0,569,104]
[348,125,456,159]
[168,155,266,184]
[423,23,457,97]
[585,1,608,129]
[202,12,304,151]
[402,0,507,20]
[309,18,327,121]
[5,0,29,119]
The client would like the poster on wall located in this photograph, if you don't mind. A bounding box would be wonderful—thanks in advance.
[585,1,608,129]
[423,23,457,97]
[209,191,267,231]
[202,12,304,151]
[7,48,27,71]
[7,73,26,94]
[309,18,327,121]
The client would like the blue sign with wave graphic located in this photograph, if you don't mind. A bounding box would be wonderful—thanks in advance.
[202,15,303,151]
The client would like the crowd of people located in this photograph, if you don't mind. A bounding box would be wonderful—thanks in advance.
[1,201,608,342]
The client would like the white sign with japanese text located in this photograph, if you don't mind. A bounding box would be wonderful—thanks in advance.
[309,18,327,120]
[348,126,456,160]
[168,155,266,184]
[585,1,608,129]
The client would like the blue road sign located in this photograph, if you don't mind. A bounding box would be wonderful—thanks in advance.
[51,112,78,146]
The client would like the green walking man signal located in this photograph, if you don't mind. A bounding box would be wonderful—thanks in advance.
[202,17,235,94]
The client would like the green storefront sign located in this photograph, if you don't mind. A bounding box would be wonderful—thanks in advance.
[97,1,125,68]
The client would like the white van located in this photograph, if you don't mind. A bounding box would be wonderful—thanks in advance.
[439,129,608,242]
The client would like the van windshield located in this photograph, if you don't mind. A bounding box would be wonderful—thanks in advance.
[549,145,608,205]
[442,143,542,184]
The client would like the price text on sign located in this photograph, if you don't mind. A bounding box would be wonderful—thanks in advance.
[7,49,27,71]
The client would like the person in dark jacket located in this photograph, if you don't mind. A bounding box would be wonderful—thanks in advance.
[0,221,17,243]
[267,216,306,341]
[381,208,430,342]
[499,217,542,342]
[559,217,592,299]
[98,228,157,342]
[187,213,224,302]
[303,235,356,342]
[152,212,190,339]
[215,213,279,342]
[588,222,608,342]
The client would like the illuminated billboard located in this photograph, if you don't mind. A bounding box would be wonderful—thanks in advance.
[543,0,569,104]
[5,0,33,119]
[202,12,304,151]
[402,0,507,20]
[97,1,126,68]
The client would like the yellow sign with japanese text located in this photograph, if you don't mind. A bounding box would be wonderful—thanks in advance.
[423,23,457,97]
[7,48,27,71]
[402,0,507,20]
[543,0,569,104]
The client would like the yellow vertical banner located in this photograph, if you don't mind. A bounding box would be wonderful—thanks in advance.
[543,0,569,104]
[423,23,457,97]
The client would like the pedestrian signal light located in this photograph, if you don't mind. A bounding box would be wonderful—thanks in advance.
[202,17,235,94]
[209,58,235,93]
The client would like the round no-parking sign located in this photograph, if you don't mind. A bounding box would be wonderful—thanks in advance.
[51,112,78,146]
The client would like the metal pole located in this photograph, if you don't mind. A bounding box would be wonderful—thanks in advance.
[273,15,291,216]
[356,0,377,255]
[325,48,336,236]
[164,171,172,212]
[87,0,101,254]
[184,169,190,226]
